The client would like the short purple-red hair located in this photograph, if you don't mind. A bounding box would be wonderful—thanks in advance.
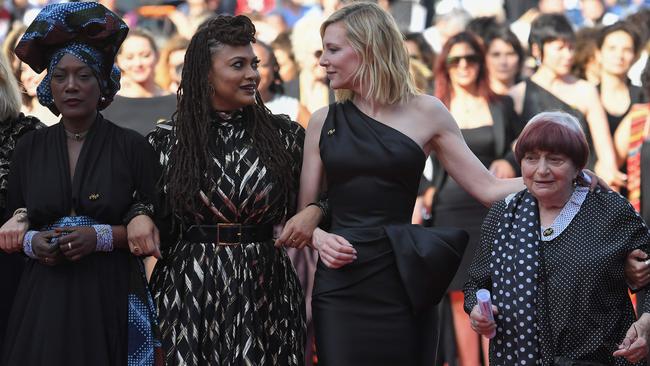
[515,111,589,169]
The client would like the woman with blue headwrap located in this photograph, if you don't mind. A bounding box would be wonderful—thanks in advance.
[1,2,161,365]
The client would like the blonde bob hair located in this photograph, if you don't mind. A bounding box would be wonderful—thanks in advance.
[320,1,418,104]
[0,51,22,121]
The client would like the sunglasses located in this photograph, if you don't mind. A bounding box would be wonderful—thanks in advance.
[446,54,481,67]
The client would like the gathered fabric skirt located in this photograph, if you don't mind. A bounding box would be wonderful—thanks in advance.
[312,235,437,366]
[1,251,131,366]
[151,239,306,366]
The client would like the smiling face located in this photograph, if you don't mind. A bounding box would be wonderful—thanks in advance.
[522,149,579,204]
[208,43,260,111]
[50,53,100,121]
[447,42,480,89]
[599,30,636,77]
[117,35,158,85]
[319,21,361,90]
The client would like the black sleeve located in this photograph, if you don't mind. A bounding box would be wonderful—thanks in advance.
[123,130,160,224]
[146,124,179,248]
[4,134,30,223]
[463,200,504,313]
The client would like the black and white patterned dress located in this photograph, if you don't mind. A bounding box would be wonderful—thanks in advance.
[148,111,306,366]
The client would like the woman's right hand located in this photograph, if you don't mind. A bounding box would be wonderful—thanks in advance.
[0,213,29,253]
[312,228,357,269]
[469,304,498,337]
[32,231,64,266]
[625,249,650,290]
[127,215,161,258]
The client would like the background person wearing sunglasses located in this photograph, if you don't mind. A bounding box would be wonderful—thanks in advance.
[425,30,521,366]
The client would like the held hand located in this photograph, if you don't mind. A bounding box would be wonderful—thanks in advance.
[127,215,161,258]
[56,226,97,262]
[581,169,613,192]
[312,227,357,269]
[0,214,29,253]
[591,163,626,191]
[625,249,650,289]
[613,314,650,363]
[32,230,64,266]
[489,159,516,179]
[276,205,322,248]
[469,304,498,337]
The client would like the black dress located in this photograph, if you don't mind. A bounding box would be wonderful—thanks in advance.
[313,101,431,365]
[148,111,306,366]
[1,116,159,366]
[597,82,647,135]
[0,113,43,352]
[521,79,596,169]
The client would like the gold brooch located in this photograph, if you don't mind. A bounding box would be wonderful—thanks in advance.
[542,227,554,236]
[327,129,335,136]
[89,193,100,201]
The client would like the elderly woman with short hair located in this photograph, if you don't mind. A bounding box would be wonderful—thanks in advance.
[465,111,650,366]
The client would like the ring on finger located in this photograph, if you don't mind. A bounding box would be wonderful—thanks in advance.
[67,242,72,250]
[133,246,140,253]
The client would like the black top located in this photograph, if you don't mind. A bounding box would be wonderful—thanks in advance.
[521,79,596,169]
[465,190,650,366]
[0,113,43,218]
[148,111,304,243]
[320,101,426,232]
[6,115,158,228]
[102,94,177,136]
[598,83,647,136]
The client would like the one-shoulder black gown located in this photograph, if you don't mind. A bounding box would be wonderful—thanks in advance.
[313,101,434,366]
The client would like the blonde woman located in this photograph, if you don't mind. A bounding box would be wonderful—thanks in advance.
[277,2,530,365]
[0,50,43,353]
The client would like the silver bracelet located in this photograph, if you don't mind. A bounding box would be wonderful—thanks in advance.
[23,230,38,259]
[93,225,113,252]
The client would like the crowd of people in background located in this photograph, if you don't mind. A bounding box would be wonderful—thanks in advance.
[2,0,650,365]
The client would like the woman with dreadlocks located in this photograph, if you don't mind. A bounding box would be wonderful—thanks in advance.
[146,14,310,365]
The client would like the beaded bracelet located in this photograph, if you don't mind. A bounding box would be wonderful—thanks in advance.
[22,230,38,259]
[93,225,114,252]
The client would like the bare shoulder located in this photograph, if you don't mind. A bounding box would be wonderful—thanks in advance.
[409,94,456,130]
[306,105,330,135]
[575,79,598,95]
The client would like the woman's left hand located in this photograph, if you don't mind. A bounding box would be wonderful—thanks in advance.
[581,169,612,191]
[0,214,29,253]
[613,314,650,363]
[276,205,322,248]
[56,226,97,261]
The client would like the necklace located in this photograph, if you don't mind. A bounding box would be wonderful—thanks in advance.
[64,129,89,141]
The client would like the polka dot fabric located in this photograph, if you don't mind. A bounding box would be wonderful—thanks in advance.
[464,189,650,366]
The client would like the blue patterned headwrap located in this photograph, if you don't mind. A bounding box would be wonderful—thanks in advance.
[36,42,122,115]
[14,2,129,115]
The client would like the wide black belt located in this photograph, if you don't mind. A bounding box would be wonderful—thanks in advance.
[184,224,274,245]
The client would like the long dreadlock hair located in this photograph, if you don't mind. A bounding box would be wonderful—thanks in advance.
[167,15,297,223]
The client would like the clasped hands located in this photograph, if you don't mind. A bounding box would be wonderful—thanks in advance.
[276,205,356,268]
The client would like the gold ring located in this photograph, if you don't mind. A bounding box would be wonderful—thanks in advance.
[133,246,140,253]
